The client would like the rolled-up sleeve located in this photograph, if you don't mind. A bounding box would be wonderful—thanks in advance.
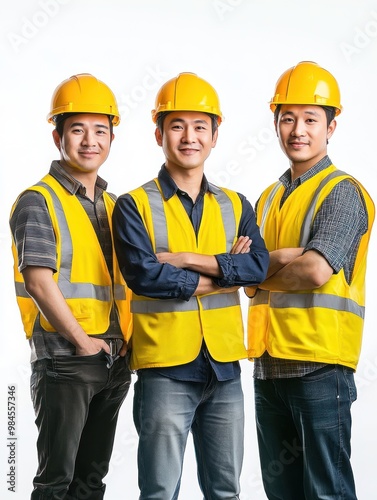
[10,191,57,273]
[112,193,199,300]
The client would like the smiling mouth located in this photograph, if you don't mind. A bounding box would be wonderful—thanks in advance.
[289,142,308,147]
[179,148,199,154]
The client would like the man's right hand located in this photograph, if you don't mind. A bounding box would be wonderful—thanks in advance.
[230,236,252,254]
[75,337,111,356]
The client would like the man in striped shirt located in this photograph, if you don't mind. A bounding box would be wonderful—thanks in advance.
[10,74,132,500]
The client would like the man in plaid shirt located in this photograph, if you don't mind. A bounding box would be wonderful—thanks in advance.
[247,61,375,499]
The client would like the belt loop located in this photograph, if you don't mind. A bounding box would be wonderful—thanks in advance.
[109,340,115,357]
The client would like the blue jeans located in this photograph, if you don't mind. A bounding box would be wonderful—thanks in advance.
[30,351,131,499]
[133,370,244,499]
[254,364,358,500]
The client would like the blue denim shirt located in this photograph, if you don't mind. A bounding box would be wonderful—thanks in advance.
[113,165,269,381]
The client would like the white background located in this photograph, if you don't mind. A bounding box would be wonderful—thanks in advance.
[1,1,377,498]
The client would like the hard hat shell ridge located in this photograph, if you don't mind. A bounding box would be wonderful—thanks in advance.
[269,61,342,116]
[47,73,120,125]
[151,72,223,124]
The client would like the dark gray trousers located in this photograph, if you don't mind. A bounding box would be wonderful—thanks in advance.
[30,350,131,500]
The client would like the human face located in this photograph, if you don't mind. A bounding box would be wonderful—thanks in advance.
[52,113,114,178]
[276,105,336,175]
[155,111,217,175]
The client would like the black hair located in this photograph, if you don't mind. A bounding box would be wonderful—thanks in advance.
[273,104,337,127]
[156,111,219,137]
[54,113,114,138]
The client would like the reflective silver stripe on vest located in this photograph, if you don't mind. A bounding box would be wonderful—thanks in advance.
[114,284,127,300]
[15,281,31,298]
[249,289,269,305]
[208,183,236,252]
[250,291,364,319]
[143,180,169,252]
[259,182,282,237]
[142,180,237,253]
[299,170,347,246]
[15,181,111,302]
[15,280,111,301]
[36,182,73,283]
[131,291,240,314]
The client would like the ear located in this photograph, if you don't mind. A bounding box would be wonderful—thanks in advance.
[155,127,163,147]
[211,128,218,148]
[327,119,337,141]
[274,119,278,136]
[52,129,61,151]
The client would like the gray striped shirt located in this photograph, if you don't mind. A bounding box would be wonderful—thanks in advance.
[10,161,123,362]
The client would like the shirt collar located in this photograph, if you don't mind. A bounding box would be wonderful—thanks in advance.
[157,164,216,200]
[279,155,333,188]
[49,160,108,196]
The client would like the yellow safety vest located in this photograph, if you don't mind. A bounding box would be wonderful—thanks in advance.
[11,174,132,340]
[247,165,375,370]
[129,178,246,370]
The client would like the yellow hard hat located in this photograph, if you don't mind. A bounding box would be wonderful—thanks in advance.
[151,72,223,124]
[47,73,120,125]
[270,61,342,116]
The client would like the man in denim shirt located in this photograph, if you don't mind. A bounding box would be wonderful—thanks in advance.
[113,72,269,499]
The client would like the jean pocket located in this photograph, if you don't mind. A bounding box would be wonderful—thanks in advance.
[301,364,337,381]
[70,349,107,360]
[343,368,357,403]
[48,350,109,383]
